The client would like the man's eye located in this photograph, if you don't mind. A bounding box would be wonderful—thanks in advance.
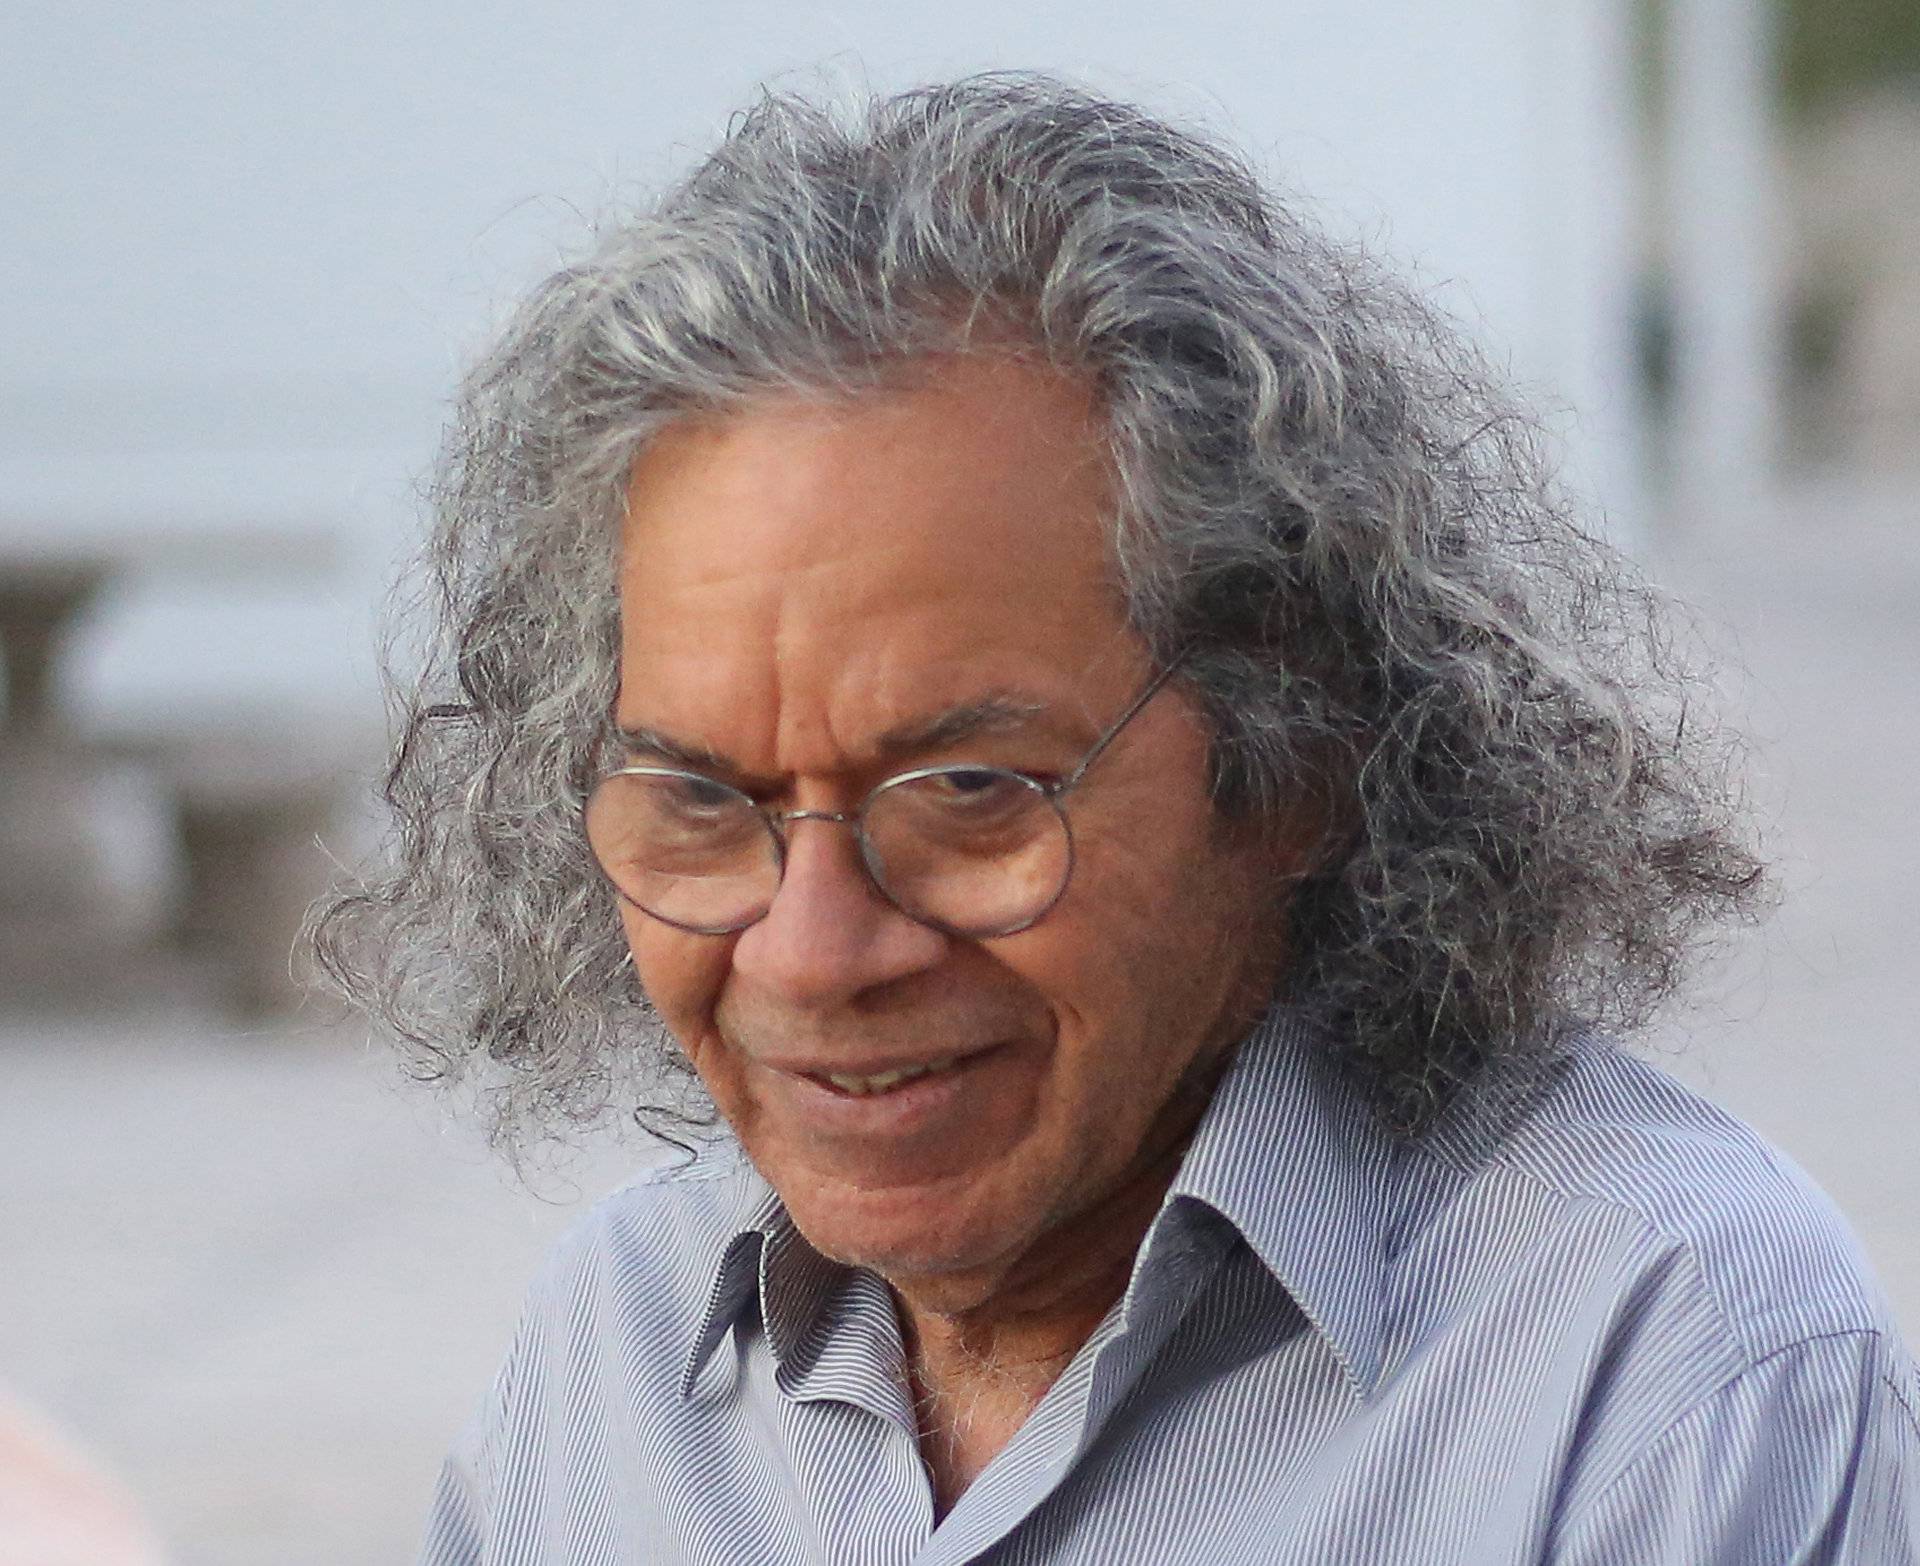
[937,768,1017,797]
[916,769,1043,817]
[653,774,742,820]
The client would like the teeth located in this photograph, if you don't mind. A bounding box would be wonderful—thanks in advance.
[820,1057,959,1096]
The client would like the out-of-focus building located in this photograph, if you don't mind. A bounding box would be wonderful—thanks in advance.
[1783,84,1920,473]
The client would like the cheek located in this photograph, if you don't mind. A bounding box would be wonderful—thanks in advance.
[988,864,1183,1053]
[1032,814,1270,1042]
[624,909,731,1040]
[1056,808,1222,961]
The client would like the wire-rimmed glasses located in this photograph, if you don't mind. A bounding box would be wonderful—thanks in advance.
[583,660,1183,938]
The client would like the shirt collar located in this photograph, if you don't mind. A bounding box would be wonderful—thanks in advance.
[678,1168,853,1400]
[1168,1008,1400,1398]
[678,1007,1402,1403]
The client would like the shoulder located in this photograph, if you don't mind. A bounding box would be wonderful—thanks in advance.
[511,1135,768,1365]
[422,1139,772,1556]
[1550,1326,1920,1559]
[565,1133,764,1257]
[1430,1035,1897,1364]
[1400,1038,1919,1545]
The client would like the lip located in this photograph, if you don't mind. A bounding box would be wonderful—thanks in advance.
[755,1040,1002,1082]
[759,1042,1010,1144]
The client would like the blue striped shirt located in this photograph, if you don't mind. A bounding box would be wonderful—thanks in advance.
[421,1014,1920,1562]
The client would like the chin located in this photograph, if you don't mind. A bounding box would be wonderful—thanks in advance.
[780,1177,1034,1295]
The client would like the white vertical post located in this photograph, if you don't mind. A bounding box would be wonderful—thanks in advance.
[1664,0,1782,532]
[1531,0,1646,554]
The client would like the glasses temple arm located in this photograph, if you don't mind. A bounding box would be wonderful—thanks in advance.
[1056,654,1190,793]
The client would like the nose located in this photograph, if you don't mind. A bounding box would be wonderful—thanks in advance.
[727,814,948,1008]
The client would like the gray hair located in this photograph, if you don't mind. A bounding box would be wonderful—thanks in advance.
[311,73,1764,1144]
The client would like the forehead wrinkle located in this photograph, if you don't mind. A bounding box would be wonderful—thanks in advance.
[874,694,1051,755]
[612,690,1063,788]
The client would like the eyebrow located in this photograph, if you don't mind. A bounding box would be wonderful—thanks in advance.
[612,724,740,776]
[612,692,1053,785]
[874,694,1050,755]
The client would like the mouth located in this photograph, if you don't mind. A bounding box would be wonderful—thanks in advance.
[805,1056,966,1097]
[743,1040,1023,1164]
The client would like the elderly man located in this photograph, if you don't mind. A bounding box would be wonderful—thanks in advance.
[317,77,1918,1563]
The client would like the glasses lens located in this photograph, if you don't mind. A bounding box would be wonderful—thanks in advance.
[584,770,777,933]
[863,768,1070,936]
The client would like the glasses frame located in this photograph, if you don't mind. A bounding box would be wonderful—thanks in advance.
[585,657,1187,939]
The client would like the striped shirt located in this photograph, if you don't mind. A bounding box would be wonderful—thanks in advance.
[421,1014,1920,1563]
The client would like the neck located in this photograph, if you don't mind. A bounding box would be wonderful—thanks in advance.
[891,1134,1189,1515]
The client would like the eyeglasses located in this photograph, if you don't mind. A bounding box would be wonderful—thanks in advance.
[584,660,1184,938]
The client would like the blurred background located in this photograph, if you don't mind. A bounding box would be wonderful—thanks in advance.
[1,0,1915,1559]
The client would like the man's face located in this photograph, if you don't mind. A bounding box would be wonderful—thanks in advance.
[614,355,1287,1306]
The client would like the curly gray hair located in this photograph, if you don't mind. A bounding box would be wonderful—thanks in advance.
[311,73,1763,1144]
